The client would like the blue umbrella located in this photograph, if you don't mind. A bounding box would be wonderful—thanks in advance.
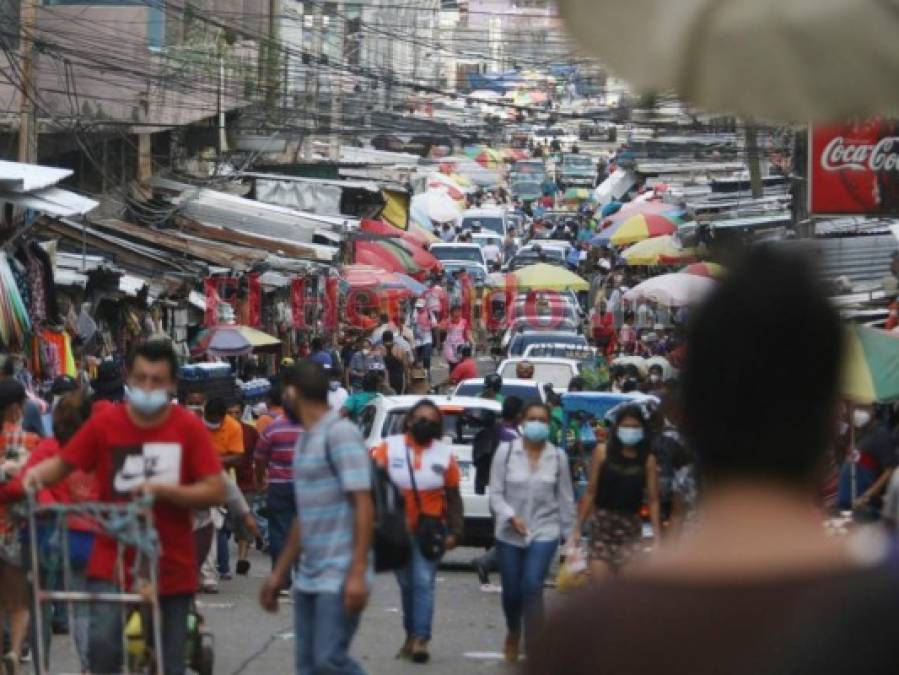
[394,273,427,295]
[601,200,623,217]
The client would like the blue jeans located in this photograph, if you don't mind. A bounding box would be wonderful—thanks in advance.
[294,590,366,675]
[267,483,297,570]
[394,541,441,641]
[86,580,191,675]
[496,539,558,638]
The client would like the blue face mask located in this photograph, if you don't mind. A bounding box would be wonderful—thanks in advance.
[522,420,550,443]
[617,426,644,446]
[125,385,170,416]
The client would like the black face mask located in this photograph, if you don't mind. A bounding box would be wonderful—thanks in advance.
[410,418,442,445]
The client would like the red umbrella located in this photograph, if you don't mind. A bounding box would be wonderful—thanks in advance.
[340,264,382,290]
[354,241,417,274]
[382,238,443,276]
[360,219,433,247]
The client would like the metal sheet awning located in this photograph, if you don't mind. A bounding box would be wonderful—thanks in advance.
[0,187,98,217]
[0,160,72,192]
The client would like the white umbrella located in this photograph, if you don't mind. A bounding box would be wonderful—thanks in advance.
[558,0,899,122]
[411,190,462,224]
[624,273,715,307]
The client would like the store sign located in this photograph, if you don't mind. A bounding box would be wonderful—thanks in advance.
[810,119,899,214]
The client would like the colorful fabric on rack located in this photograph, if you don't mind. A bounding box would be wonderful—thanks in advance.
[25,246,46,323]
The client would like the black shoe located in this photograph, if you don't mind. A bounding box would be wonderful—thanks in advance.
[236,559,251,576]
[473,558,489,586]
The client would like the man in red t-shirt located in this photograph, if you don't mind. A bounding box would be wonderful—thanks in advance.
[27,340,226,675]
[449,344,478,384]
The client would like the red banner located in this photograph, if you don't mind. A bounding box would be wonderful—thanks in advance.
[203,277,239,327]
[291,278,306,328]
[810,119,899,214]
[247,273,261,327]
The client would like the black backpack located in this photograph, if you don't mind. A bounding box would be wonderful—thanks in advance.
[321,421,411,573]
[370,459,412,572]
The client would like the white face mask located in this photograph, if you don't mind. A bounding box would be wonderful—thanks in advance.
[853,409,872,429]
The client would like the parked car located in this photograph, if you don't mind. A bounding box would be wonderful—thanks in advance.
[507,331,589,357]
[458,207,510,238]
[357,394,502,547]
[453,378,547,404]
[498,357,581,391]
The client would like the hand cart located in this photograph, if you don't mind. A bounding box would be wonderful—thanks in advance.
[23,492,164,675]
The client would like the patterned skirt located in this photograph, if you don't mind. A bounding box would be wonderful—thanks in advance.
[587,508,643,569]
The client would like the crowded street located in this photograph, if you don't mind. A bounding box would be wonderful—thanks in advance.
[3,2,899,675]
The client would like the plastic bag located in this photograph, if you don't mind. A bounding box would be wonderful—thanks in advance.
[556,542,589,593]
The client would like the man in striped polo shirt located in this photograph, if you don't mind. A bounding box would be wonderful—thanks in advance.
[255,382,304,573]
[260,361,373,674]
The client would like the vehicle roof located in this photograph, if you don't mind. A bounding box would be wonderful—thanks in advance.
[512,331,587,340]
[376,394,501,411]
[456,378,541,388]
[462,207,506,217]
[499,357,580,367]
[430,242,482,249]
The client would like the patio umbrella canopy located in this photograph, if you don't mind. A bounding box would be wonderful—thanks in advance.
[624,273,715,307]
[557,0,899,122]
[595,212,683,246]
[842,324,899,403]
[410,190,462,223]
[622,235,697,266]
[681,262,727,279]
[511,263,590,292]
[192,325,281,357]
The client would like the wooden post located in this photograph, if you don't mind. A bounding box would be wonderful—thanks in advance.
[18,0,37,163]
[137,133,152,184]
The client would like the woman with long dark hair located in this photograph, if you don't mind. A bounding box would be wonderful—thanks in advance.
[572,404,660,578]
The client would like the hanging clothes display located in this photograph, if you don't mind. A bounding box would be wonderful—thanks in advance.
[40,328,74,379]
[0,255,31,349]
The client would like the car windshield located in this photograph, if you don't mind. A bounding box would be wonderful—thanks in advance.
[509,333,587,356]
[382,410,483,443]
[512,181,541,195]
[431,246,483,263]
[455,382,543,404]
[564,156,593,169]
[462,217,504,236]
[521,247,565,261]
[499,362,576,389]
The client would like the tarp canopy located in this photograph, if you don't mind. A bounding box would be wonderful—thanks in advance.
[842,324,899,403]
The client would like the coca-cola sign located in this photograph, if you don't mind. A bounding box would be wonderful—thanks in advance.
[810,120,899,214]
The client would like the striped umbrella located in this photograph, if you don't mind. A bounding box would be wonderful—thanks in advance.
[842,324,899,403]
[598,212,683,246]
[354,241,420,275]
[681,262,728,279]
[463,146,504,169]
[622,235,697,266]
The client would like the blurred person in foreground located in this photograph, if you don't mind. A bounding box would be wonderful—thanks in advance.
[527,247,894,675]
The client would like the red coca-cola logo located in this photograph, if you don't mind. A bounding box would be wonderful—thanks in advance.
[821,136,899,172]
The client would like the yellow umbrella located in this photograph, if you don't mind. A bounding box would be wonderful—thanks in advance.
[511,263,589,292]
[622,235,697,266]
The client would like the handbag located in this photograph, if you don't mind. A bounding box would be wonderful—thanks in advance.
[406,445,447,560]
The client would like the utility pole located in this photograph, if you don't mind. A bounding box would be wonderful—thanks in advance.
[745,121,763,199]
[18,0,37,164]
[329,0,344,160]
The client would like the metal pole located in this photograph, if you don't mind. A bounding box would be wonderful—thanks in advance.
[18,0,37,163]
[27,493,47,675]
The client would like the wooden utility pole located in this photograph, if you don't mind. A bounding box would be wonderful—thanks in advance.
[745,121,763,199]
[18,0,37,163]
[329,0,344,159]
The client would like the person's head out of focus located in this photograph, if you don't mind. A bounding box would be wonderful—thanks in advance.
[682,247,842,489]
[516,360,535,379]
[185,390,206,417]
[226,400,243,421]
[282,361,330,429]
[0,378,26,425]
[203,397,227,430]
[125,340,179,422]
[52,390,93,445]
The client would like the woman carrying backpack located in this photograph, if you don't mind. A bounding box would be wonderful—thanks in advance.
[489,401,576,664]
[371,400,464,664]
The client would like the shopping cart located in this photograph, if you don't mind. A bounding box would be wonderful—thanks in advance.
[24,492,164,675]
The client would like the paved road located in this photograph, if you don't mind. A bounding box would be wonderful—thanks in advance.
[47,546,541,675]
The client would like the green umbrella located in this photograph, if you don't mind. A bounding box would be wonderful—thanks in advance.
[842,324,899,403]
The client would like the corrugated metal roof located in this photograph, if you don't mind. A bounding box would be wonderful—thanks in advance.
[0,160,72,192]
[0,187,98,216]
[708,212,792,229]
[812,235,898,285]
